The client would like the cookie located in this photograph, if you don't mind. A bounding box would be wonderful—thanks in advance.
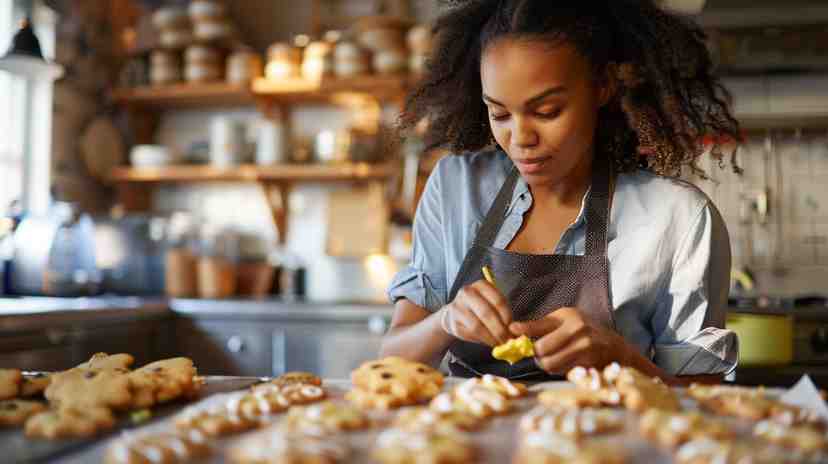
[24,406,115,439]
[430,384,511,418]
[566,366,622,405]
[459,374,528,397]
[538,387,606,409]
[769,403,827,430]
[675,438,790,464]
[0,399,48,426]
[128,358,198,408]
[754,420,827,454]
[281,401,370,434]
[270,371,322,388]
[512,431,626,464]
[520,405,625,440]
[688,385,777,421]
[393,406,485,432]
[45,367,133,411]
[20,372,51,397]
[345,388,410,411]
[492,335,535,365]
[603,363,680,412]
[349,357,443,408]
[104,429,212,464]
[77,353,135,370]
[175,400,262,437]
[277,383,326,405]
[639,409,734,449]
[228,428,350,464]
[228,390,291,419]
[0,368,22,400]
[372,426,475,464]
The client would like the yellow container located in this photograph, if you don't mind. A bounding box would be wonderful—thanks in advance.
[726,312,793,366]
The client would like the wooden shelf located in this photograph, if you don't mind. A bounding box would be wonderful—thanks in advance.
[111,82,255,108]
[251,75,411,104]
[109,163,394,183]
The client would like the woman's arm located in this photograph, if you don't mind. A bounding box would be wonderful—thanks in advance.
[379,299,455,367]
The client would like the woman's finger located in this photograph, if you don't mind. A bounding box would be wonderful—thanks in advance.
[472,280,513,328]
[535,336,591,373]
[463,287,512,344]
[452,301,500,346]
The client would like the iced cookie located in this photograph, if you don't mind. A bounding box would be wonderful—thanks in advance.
[639,409,734,449]
[372,426,475,464]
[520,405,625,440]
[227,427,350,464]
[538,387,606,409]
[394,406,485,432]
[281,401,370,434]
[104,429,212,464]
[512,431,627,464]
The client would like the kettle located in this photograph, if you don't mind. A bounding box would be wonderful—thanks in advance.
[9,203,101,296]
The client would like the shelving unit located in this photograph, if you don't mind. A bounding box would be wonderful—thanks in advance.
[110,75,417,244]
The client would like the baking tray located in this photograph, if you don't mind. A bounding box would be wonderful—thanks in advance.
[3,376,264,464]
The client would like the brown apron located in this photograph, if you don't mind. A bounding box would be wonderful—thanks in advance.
[447,154,616,380]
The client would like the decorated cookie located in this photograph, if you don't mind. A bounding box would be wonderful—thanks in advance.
[227,427,350,464]
[639,409,734,449]
[538,387,606,409]
[512,430,627,464]
[394,405,485,432]
[520,405,625,440]
[372,426,475,464]
[281,401,370,434]
[104,429,212,464]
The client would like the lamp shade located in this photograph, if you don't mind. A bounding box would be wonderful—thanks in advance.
[0,19,63,80]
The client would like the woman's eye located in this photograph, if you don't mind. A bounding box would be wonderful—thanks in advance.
[490,113,510,121]
[537,108,562,119]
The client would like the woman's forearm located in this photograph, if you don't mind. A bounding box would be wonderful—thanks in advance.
[379,307,456,367]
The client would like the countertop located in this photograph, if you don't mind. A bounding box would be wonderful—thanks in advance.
[0,296,394,333]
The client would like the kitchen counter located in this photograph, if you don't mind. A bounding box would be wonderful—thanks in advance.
[0,296,393,333]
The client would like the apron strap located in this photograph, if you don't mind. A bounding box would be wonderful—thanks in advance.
[448,166,520,300]
[584,155,614,256]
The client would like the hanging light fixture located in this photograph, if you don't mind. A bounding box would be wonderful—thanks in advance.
[0,15,62,80]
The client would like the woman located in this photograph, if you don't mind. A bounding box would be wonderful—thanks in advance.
[382,0,740,385]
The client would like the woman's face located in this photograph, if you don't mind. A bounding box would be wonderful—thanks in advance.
[480,38,610,188]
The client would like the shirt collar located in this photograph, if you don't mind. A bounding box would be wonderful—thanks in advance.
[507,173,591,230]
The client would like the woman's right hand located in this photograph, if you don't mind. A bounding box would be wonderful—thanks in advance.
[439,280,513,346]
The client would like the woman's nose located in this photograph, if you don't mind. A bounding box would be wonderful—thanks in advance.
[512,117,538,147]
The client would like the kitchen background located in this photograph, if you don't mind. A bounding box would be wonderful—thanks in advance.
[1,0,828,385]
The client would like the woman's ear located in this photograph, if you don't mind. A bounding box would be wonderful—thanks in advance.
[598,62,619,107]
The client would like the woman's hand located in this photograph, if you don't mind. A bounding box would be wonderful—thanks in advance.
[439,280,513,346]
[509,307,631,374]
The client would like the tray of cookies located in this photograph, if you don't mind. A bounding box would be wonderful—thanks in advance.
[0,353,262,463]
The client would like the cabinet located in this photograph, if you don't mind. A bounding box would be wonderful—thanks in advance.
[0,320,170,370]
[174,313,389,378]
[723,74,828,129]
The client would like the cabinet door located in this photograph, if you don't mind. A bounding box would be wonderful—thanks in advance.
[283,316,389,379]
[71,321,163,367]
[176,319,272,377]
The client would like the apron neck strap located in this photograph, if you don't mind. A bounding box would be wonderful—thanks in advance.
[473,166,520,249]
[584,155,613,256]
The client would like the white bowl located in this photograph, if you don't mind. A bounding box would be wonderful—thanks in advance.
[130,145,175,168]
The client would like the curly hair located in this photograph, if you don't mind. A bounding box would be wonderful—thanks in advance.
[399,0,741,178]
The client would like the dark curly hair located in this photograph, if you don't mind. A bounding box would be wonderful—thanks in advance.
[399,0,741,177]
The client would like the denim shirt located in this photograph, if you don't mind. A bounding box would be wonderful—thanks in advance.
[387,149,738,376]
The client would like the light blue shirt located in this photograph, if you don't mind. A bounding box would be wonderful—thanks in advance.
[388,149,738,376]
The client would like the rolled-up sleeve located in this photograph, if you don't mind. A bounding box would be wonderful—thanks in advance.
[387,161,449,312]
[651,200,739,376]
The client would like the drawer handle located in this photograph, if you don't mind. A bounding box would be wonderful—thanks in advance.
[227,335,245,353]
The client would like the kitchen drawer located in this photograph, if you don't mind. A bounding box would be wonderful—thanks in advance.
[176,319,272,377]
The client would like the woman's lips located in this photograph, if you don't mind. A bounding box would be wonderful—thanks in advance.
[514,155,553,174]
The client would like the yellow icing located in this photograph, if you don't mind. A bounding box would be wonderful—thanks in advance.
[491,335,534,365]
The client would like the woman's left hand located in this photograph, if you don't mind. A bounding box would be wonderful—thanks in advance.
[509,307,630,375]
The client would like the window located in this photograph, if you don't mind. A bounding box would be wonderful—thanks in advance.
[0,0,56,215]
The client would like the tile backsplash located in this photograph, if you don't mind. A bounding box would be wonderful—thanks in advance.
[694,130,828,295]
